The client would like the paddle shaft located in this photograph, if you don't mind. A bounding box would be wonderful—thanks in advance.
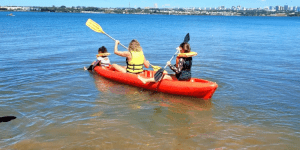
[102,32,128,50]
[163,50,179,69]
[165,33,189,68]
[86,19,128,50]
[153,49,179,82]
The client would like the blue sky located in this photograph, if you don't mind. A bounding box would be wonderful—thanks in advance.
[1,0,299,8]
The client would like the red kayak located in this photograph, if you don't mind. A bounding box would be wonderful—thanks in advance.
[93,66,218,99]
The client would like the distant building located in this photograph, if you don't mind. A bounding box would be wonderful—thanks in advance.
[1,6,30,11]
[30,7,41,11]
[264,7,269,11]
[276,6,283,11]
[284,5,289,11]
[292,6,297,11]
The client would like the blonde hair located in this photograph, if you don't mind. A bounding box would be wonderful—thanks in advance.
[128,39,142,52]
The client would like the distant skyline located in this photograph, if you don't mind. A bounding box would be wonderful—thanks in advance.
[1,0,300,8]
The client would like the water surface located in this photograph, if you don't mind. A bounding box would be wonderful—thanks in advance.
[0,12,299,149]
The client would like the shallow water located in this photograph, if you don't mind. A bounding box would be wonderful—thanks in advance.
[0,12,299,149]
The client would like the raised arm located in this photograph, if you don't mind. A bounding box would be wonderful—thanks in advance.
[114,40,131,58]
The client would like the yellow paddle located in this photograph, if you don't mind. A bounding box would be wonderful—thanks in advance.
[86,18,128,50]
[150,64,161,71]
[86,18,163,72]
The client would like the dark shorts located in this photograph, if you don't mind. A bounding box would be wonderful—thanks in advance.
[176,71,191,81]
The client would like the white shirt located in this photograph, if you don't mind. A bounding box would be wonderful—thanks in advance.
[97,57,110,66]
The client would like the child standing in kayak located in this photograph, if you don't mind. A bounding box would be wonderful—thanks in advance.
[84,46,110,71]
[138,42,197,84]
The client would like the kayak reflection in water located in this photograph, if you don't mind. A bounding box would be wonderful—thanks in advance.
[84,46,110,71]
[111,39,150,74]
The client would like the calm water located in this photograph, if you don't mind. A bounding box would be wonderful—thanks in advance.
[1,12,299,149]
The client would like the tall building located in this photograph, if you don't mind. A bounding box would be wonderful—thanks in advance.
[276,6,283,11]
[284,5,289,11]
[293,6,297,11]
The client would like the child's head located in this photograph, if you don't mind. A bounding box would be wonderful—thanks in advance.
[98,46,107,53]
[179,42,191,53]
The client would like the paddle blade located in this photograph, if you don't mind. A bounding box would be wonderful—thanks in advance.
[86,19,104,33]
[154,68,165,82]
[151,65,161,72]
[184,33,190,43]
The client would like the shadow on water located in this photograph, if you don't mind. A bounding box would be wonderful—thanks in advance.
[0,116,16,123]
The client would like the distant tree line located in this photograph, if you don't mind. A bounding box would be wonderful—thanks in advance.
[2,5,299,16]
[38,5,106,13]
[35,6,300,16]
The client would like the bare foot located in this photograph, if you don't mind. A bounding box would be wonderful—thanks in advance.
[137,75,146,84]
[84,66,87,70]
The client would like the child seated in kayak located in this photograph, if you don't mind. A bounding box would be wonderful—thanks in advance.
[167,42,195,81]
[84,46,110,71]
[138,42,197,84]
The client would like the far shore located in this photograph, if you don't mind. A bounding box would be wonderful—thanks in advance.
[1,8,300,17]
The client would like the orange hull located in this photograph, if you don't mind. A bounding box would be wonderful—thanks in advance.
[93,66,218,99]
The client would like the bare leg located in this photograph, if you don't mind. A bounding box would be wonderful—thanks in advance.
[137,76,155,84]
[138,74,172,84]
[111,64,127,73]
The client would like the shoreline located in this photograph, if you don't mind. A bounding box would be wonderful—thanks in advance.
[1,10,299,17]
